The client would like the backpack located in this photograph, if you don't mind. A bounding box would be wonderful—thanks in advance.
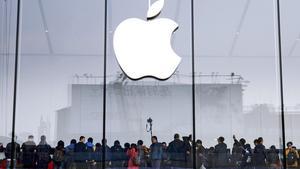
[287,151,297,165]
[53,149,64,162]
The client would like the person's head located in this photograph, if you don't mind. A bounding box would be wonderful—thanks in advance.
[292,146,297,151]
[196,139,202,146]
[287,142,293,148]
[124,143,130,149]
[57,140,64,148]
[239,138,246,145]
[41,135,46,142]
[258,137,263,144]
[152,136,158,143]
[95,143,101,149]
[79,136,85,143]
[162,142,167,147]
[174,133,180,140]
[137,140,143,146]
[70,139,77,145]
[270,145,276,150]
[28,135,34,141]
[114,140,120,146]
[87,137,93,143]
[218,136,224,143]
[254,139,258,145]
[102,139,107,145]
[131,143,137,151]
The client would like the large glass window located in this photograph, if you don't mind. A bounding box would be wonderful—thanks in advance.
[194,0,283,168]
[106,0,193,168]
[13,0,105,168]
[3,0,300,169]
[281,0,300,168]
[0,0,18,165]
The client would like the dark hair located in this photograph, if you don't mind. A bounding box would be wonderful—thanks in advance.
[287,142,293,146]
[124,143,130,148]
[57,140,64,149]
[114,140,120,146]
[270,145,276,150]
[257,137,263,143]
[152,136,158,141]
[254,139,258,144]
[28,135,34,139]
[137,140,143,145]
[131,143,137,151]
[70,139,77,144]
[87,137,93,143]
[239,138,246,145]
[218,136,224,143]
[79,136,85,141]
[196,139,202,144]
[95,143,101,148]
[174,133,180,139]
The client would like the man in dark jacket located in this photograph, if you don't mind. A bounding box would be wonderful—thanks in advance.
[214,136,228,168]
[111,140,124,168]
[5,138,21,169]
[74,136,87,169]
[21,135,36,168]
[150,136,163,169]
[253,137,266,167]
[168,133,185,168]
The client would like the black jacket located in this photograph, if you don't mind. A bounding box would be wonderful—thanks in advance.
[253,144,266,166]
[21,141,36,166]
[214,143,228,167]
[168,139,185,161]
[5,142,21,159]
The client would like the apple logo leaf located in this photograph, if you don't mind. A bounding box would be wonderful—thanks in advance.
[147,0,165,20]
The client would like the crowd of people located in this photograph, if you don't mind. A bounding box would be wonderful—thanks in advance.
[0,134,299,169]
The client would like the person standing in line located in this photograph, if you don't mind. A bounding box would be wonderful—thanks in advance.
[252,137,266,168]
[167,133,185,168]
[150,136,163,169]
[65,139,76,169]
[21,135,36,168]
[285,142,299,168]
[111,140,124,169]
[36,135,51,169]
[127,144,139,169]
[53,140,65,169]
[214,136,228,168]
[74,136,87,169]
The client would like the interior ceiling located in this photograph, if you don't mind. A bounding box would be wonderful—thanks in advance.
[5,0,300,58]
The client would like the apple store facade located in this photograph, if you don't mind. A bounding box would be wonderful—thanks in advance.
[1,0,300,169]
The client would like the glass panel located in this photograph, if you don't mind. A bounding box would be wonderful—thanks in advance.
[106,0,193,169]
[194,0,283,169]
[0,0,18,167]
[15,0,105,168]
[281,0,300,168]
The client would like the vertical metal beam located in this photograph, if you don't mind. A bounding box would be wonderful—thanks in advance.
[191,1,196,169]
[11,0,21,168]
[275,0,286,169]
[102,0,108,168]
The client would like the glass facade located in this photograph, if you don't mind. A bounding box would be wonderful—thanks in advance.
[0,0,299,169]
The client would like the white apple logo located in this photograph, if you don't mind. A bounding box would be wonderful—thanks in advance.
[113,0,181,80]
